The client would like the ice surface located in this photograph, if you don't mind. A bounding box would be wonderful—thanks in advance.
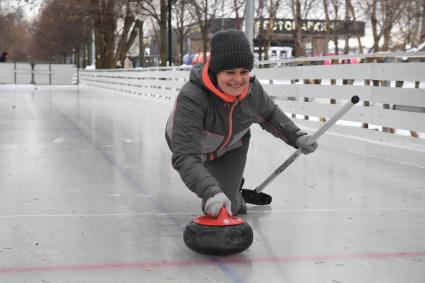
[0,85,424,283]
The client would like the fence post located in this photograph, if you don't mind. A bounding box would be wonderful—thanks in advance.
[49,64,52,85]
[361,57,375,129]
[330,59,338,105]
[380,57,394,133]
[30,63,35,84]
[303,60,313,121]
[319,58,339,123]
[14,62,17,84]
[288,61,296,119]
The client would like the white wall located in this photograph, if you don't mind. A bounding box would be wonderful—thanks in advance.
[0,63,77,85]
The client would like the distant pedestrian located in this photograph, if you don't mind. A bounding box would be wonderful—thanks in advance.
[0,52,7,62]
[124,55,133,69]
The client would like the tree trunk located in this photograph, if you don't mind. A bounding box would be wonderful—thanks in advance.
[382,25,392,51]
[294,0,305,57]
[331,0,340,54]
[421,0,425,42]
[322,0,331,54]
[371,0,380,52]
[343,0,350,54]
[234,0,241,29]
[92,0,117,68]
[347,0,363,53]
[381,1,392,51]
[200,3,209,59]
[256,0,265,61]
[264,0,278,60]
[114,2,135,66]
[159,0,168,66]
[138,20,145,67]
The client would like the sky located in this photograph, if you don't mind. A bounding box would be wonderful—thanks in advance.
[0,0,42,20]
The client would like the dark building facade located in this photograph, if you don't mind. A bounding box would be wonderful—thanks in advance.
[187,18,365,58]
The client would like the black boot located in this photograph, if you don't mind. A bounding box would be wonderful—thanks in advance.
[238,178,247,214]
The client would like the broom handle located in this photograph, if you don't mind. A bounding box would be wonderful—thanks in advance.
[255,95,359,193]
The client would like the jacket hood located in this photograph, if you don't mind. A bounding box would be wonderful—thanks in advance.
[189,64,204,87]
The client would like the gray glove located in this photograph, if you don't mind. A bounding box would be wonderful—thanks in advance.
[296,134,318,154]
[204,192,232,218]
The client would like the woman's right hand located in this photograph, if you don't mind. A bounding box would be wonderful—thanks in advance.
[204,192,232,217]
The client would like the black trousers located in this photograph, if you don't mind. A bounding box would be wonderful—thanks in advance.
[203,131,250,215]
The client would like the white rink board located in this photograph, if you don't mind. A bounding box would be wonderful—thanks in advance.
[80,59,425,168]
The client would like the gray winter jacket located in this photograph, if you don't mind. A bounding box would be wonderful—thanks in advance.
[165,63,305,201]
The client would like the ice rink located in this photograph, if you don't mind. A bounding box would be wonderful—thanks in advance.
[0,85,424,283]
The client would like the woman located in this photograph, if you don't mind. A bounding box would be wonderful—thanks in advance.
[165,29,317,217]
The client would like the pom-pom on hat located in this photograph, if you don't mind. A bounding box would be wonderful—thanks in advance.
[209,29,254,74]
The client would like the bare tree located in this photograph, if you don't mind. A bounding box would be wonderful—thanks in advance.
[369,0,379,52]
[322,0,332,54]
[421,0,425,43]
[174,0,195,64]
[327,0,362,54]
[287,0,318,56]
[396,0,425,48]
[343,0,350,54]
[90,0,117,67]
[31,0,141,68]
[330,0,342,54]
[114,2,141,65]
[255,0,283,60]
[0,7,31,61]
[29,0,91,64]
[136,19,145,67]
[137,0,168,66]
[324,0,362,54]
[90,0,142,68]
[293,0,305,56]
[264,0,282,60]
[232,0,245,30]
[256,0,266,60]
[189,0,220,59]
[346,0,363,53]
[381,0,407,50]
[361,0,407,52]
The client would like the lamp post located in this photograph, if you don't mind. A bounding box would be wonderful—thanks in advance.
[168,0,172,66]
[167,0,177,66]
[72,48,76,65]
[245,0,255,52]
[91,24,96,68]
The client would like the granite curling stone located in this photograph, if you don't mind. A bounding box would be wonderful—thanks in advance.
[183,207,253,256]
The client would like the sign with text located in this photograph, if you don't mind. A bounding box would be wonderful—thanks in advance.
[255,19,365,36]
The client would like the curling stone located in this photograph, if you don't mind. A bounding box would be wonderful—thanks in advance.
[183,207,253,256]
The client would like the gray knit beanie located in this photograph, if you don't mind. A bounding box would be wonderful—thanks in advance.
[209,29,254,74]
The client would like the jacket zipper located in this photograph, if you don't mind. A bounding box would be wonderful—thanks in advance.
[219,99,238,152]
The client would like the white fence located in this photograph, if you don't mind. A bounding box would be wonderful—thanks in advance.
[0,63,78,85]
[79,52,425,168]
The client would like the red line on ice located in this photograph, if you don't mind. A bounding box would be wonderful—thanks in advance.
[1,251,424,274]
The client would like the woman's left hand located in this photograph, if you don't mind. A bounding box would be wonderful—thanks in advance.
[296,135,318,154]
